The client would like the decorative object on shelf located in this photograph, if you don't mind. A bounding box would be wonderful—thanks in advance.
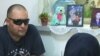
[51,0,75,26]
[66,5,84,27]
[90,8,100,28]
[51,6,66,25]
[39,12,50,26]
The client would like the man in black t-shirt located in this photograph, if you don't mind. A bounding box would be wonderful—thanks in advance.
[0,4,45,56]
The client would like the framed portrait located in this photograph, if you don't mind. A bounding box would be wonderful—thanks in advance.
[90,8,100,28]
[66,5,84,27]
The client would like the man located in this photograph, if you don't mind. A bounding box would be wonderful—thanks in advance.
[0,4,45,56]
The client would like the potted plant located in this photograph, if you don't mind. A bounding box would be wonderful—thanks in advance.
[39,12,49,26]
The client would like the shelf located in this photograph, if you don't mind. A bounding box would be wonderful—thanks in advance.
[36,26,51,32]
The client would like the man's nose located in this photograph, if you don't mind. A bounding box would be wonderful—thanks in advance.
[20,23,25,27]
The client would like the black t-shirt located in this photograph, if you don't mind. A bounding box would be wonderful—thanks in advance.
[0,24,45,56]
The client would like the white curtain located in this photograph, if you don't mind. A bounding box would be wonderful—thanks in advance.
[38,0,57,15]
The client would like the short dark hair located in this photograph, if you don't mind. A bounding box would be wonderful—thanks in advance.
[7,4,27,18]
[75,11,82,17]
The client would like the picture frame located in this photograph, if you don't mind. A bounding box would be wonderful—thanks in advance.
[66,5,84,27]
[90,8,100,28]
[50,6,66,26]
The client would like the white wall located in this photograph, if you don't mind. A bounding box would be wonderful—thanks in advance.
[41,31,77,56]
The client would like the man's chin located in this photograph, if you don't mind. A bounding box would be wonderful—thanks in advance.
[18,32,26,37]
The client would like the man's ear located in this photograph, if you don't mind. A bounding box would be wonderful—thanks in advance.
[5,18,10,26]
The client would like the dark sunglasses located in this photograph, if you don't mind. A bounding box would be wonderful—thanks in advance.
[9,18,29,25]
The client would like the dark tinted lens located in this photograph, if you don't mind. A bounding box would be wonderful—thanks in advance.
[23,19,29,25]
[13,19,29,25]
[13,19,23,25]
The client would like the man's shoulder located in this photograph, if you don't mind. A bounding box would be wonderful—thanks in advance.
[27,24,39,34]
[26,24,40,40]
[0,25,8,40]
[28,24,36,29]
[0,25,7,33]
[28,24,38,31]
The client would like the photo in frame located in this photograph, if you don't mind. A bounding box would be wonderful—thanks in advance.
[66,5,84,27]
[90,8,100,28]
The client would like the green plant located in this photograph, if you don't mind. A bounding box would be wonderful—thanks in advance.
[39,12,49,20]
[39,12,50,26]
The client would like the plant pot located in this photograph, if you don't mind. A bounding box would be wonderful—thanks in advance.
[41,17,48,26]
[41,20,48,26]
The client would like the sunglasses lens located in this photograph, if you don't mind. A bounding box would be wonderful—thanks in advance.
[13,19,29,25]
[23,19,29,25]
[13,20,23,25]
